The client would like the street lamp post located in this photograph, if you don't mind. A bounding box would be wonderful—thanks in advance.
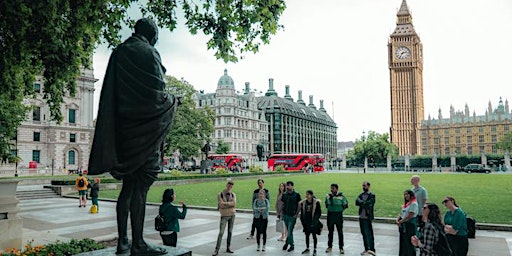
[14,132,18,177]
[362,131,367,174]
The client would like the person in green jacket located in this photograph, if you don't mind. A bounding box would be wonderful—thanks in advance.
[159,188,187,247]
[325,183,348,254]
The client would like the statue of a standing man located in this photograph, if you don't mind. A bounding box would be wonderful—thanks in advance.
[88,18,179,255]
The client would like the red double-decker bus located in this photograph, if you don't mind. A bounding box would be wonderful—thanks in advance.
[267,153,325,172]
[207,154,244,172]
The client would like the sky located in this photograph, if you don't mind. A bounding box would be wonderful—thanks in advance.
[92,0,512,142]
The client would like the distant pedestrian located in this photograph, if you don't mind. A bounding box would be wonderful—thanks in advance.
[247,178,269,240]
[325,183,348,254]
[281,181,302,252]
[159,188,187,247]
[75,173,89,207]
[88,177,100,212]
[275,182,287,241]
[442,196,468,256]
[396,189,419,256]
[356,181,376,256]
[252,189,270,251]
[212,180,236,256]
[299,190,322,256]
[411,175,428,229]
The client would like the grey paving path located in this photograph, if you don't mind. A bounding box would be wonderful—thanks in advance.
[19,198,511,256]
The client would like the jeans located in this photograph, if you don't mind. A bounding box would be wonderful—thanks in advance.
[283,214,297,246]
[214,215,235,251]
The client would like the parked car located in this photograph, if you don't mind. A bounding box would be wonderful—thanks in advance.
[462,164,491,174]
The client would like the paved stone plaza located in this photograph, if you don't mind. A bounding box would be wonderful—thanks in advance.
[18,194,511,256]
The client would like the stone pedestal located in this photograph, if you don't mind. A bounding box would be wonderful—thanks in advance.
[0,179,22,251]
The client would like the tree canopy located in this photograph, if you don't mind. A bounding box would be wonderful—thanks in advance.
[215,140,231,154]
[164,76,215,159]
[496,131,512,153]
[0,0,286,162]
[347,131,398,166]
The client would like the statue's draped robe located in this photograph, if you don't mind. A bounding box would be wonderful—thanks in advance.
[88,33,177,179]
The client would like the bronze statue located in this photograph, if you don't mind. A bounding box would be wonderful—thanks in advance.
[88,18,179,255]
[256,144,264,161]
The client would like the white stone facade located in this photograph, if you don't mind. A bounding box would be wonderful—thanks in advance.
[6,69,96,174]
[195,69,268,166]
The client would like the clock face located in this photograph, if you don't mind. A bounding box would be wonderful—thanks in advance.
[395,46,411,59]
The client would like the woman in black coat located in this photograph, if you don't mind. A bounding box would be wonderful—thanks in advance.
[299,190,322,256]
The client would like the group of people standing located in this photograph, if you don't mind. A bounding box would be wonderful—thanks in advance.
[211,178,375,256]
[400,175,469,256]
[156,175,469,256]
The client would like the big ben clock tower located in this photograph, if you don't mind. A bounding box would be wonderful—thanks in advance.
[388,0,424,156]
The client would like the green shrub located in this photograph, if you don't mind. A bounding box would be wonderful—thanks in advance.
[215,168,228,174]
[274,165,285,172]
[170,169,182,176]
[249,165,264,173]
[2,238,106,256]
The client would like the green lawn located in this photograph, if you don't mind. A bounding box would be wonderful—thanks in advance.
[99,172,512,224]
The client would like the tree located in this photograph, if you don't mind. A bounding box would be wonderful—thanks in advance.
[347,131,398,166]
[215,140,230,154]
[0,0,287,162]
[496,131,512,153]
[164,76,215,159]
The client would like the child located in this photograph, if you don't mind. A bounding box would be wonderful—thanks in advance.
[89,177,100,212]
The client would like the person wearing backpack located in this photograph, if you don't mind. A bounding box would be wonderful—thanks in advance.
[442,196,468,256]
[159,188,187,247]
[412,203,453,256]
[75,173,89,207]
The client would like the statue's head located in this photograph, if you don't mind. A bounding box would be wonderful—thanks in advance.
[134,18,159,46]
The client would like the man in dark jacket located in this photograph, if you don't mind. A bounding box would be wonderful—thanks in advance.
[356,181,376,256]
[281,181,301,252]
[88,18,179,256]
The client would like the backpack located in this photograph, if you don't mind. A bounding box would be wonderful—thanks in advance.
[78,178,85,187]
[434,224,454,256]
[155,214,166,231]
[89,205,98,214]
[467,216,476,238]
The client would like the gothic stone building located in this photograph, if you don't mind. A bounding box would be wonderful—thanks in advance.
[388,0,424,156]
[388,0,511,157]
[420,99,512,156]
[8,69,96,174]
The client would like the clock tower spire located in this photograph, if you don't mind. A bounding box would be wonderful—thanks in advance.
[388,0,424,156]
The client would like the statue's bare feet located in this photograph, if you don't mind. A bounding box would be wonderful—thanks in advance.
[131,242,167,256]
[116,237,131,254]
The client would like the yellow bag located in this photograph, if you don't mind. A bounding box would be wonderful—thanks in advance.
[90,205,98,214]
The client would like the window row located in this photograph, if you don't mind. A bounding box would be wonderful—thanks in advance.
[33,107,77,124]
[33,132,77,142]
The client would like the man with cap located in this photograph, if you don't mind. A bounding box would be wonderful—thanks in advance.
[88,17,180,255]
[213,180,237,256]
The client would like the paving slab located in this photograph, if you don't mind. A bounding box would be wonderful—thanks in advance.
[18,197,512,256]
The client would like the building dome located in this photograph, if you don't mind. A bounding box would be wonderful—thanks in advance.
[217,68,235,89]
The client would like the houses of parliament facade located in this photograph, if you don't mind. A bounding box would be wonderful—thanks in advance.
[389,0,512,156]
